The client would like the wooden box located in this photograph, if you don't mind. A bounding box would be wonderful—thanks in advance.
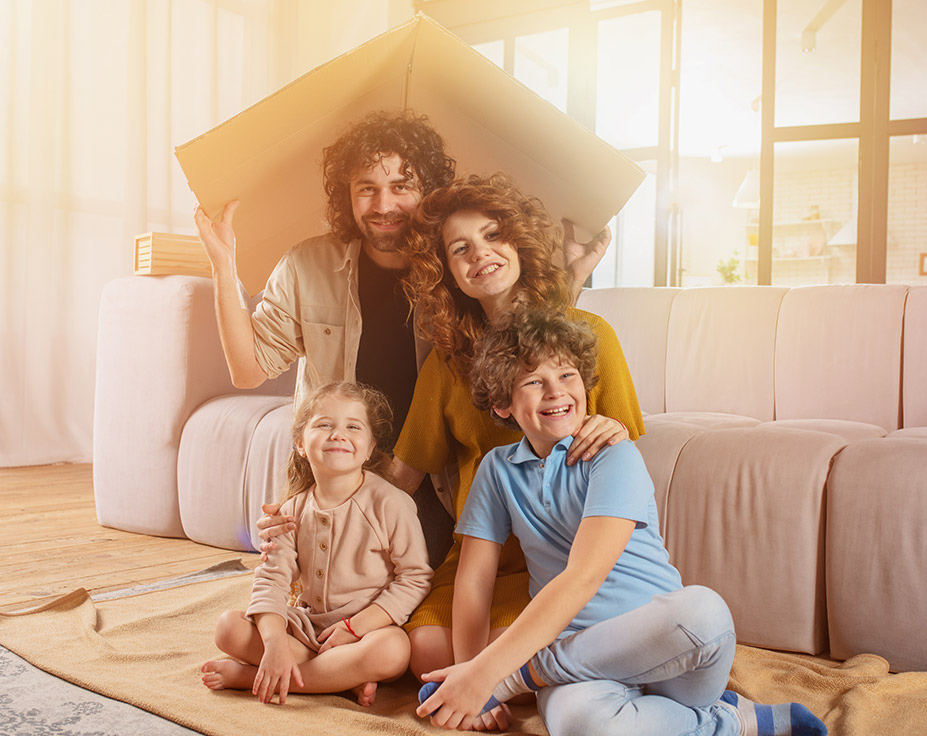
[134,232,212,278]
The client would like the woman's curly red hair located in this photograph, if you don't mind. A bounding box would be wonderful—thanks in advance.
[400,173,573,377]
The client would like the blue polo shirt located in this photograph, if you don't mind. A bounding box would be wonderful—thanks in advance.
[456,436,682,634]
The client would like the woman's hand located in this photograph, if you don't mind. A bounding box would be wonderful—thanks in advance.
[253,638,304,705]
[256,503,296,561]
[561,219,612,301]
[416,661,498,731]
[567,414,628,465]
[317,619,361,654]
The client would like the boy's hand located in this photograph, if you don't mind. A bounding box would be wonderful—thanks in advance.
[567,414,628,466]
[256,503,296,561]
[416,661,497,731]
[470,703,512,731]
[253,638,304,705]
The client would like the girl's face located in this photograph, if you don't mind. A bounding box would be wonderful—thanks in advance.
[297,395,376,480]
[442,209,521,319]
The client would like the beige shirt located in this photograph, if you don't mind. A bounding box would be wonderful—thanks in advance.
[245,472,433,631]
[251,234,431,408]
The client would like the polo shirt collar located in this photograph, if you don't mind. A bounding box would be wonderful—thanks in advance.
[507,434,575,464]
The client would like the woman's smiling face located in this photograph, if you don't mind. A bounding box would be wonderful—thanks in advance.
[442,209,521,318]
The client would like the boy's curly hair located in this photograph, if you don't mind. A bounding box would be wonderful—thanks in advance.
[400,173,573,378]
[322,111,456,244]
[282,382,395,503]
[470,308,599,431]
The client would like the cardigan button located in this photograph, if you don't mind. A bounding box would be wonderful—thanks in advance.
[316,569,323,578]
[320,541,328,551]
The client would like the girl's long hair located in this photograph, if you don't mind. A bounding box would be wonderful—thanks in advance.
[281,382,394,504]
[399,173,573,378]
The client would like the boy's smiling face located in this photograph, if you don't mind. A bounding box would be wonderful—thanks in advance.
[493,356,587,458]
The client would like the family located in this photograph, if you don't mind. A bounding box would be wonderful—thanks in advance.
[193,111,827,736]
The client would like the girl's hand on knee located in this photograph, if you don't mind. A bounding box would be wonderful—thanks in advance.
[318,618,362,654]
[254,641,303,705]
[567,414,628,465]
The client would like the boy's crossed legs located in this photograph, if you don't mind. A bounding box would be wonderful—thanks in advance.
[202,609,409,706]
[423,586,826,736]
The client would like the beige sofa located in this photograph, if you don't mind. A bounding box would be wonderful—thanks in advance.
[93,277,927,673]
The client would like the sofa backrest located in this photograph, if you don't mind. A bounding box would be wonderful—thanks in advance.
[774,284,907,431]
[903,286,927,428]
[580,283,916,431]
[577,287,678,415]
[664,286,788,421]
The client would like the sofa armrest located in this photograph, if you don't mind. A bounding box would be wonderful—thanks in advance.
[92,275,242,536]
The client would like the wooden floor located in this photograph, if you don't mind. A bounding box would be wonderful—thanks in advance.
[0,463,259,613]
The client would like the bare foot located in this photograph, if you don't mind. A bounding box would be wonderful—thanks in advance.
[352,681,378,706]
[201,659,257,691]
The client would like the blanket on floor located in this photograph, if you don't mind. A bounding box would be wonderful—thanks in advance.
[0,571,925,735]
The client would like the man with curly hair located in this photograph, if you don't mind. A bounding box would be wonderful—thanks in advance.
[195,111,453,434]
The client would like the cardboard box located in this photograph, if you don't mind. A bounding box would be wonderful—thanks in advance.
[175,12,644,295]
[134,232,212,278]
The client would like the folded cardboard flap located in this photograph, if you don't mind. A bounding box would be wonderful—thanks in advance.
[175,13,644,295]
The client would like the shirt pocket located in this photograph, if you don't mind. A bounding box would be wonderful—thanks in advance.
[299,305,346,384]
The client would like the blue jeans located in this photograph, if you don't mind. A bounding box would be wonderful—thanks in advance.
[533,585,741,736]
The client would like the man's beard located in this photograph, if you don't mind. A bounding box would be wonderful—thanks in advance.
[358,215,411,252]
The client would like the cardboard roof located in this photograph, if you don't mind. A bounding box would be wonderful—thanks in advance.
[175,13,645,295]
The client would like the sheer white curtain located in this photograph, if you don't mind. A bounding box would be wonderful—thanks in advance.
[0,0,393,467]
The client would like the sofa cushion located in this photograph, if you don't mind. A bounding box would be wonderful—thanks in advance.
[757,418,886,444]
[664,425,846,655]
[637,412,761,534]
[664,286,787,420]
[775,285,907,431]
[826,436,927,671]
[178,394,293,550]
[577,287,679,415]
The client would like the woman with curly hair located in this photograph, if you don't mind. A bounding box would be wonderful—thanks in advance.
[388,173,645,730]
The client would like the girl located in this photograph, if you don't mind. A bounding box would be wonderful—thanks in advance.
[417,309,827,736]
[201,382,432,707]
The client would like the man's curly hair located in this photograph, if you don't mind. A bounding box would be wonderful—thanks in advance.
[322,111,456,244]
[399,173,573,378]
[470,308,599,432]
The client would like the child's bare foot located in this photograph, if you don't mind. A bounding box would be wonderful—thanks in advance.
[353,681,378,706]
[201,659,257,691]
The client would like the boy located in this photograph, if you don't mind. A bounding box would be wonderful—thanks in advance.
[416,308,827,736]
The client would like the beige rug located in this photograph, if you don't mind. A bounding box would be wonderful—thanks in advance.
[1,570,925,736]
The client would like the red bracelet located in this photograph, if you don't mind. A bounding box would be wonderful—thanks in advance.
[342,617,360,639]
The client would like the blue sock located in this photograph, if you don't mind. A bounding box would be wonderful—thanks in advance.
[720,690,827,736]
[418,661,542,717]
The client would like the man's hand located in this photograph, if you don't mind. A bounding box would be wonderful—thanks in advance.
[562,219,612,300]
[194,200,240,276]
[257,502,296,562]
